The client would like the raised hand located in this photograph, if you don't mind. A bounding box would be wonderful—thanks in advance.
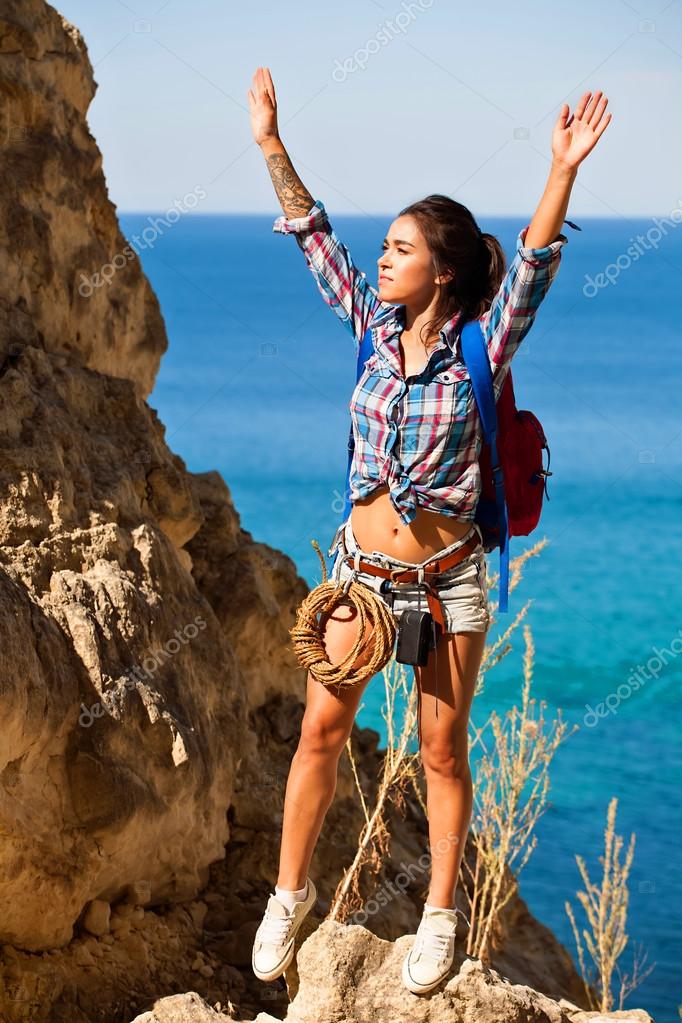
[552,90,612,171]
[248,66,280,146]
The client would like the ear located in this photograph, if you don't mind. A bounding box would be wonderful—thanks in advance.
[435,269,454,286]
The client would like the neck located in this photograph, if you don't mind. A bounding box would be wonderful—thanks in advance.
[402,298,443,348]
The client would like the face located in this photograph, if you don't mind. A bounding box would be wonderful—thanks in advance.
[377,214,452,306]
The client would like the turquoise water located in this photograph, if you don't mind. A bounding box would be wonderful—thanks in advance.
[122,209,682,1021]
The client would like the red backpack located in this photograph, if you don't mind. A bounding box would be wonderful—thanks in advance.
[461,318,552,613]
[479,371,552,536]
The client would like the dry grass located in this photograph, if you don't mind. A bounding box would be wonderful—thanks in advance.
[463,622,575,961]
[324,537,649,1007]
[565,796,655,1011]
[325,538,566,933]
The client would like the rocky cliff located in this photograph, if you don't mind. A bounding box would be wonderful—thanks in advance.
[0,3,654,1022]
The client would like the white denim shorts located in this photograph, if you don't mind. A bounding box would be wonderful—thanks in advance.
[327,515,491,635]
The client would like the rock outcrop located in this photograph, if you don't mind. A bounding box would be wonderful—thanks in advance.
[126,936,656,1023]
[0,0,166,398]
[0,2,655,1022]
[0,0,305,962]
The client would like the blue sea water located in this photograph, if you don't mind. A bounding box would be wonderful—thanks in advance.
[121,208,682,1021]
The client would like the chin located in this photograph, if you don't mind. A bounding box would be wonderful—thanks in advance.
[379,283,401,302]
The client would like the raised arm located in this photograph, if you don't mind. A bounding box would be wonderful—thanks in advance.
[525,90,611,248]
[248,66,382,348]
[259,136,314,219]
[480,89,611,398]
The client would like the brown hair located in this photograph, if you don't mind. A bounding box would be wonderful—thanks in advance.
[397,193,507,351]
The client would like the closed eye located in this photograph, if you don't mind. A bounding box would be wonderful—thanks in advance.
[382,244,409,254]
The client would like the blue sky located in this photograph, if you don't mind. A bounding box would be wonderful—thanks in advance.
[57,0,679,217]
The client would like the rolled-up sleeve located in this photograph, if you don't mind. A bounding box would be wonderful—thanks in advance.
[273,199,381,349]
[272,201,329,236]
[480,225,567,399]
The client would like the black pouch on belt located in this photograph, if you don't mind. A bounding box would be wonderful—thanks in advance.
[395,609,436,667]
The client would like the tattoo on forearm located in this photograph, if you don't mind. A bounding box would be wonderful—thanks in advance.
[266,154,314,219]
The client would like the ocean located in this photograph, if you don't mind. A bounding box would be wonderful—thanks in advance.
[121,207,682,1021]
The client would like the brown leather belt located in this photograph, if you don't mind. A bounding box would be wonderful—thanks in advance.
[339,532,480,632]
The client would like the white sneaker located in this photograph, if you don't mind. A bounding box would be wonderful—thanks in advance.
[402,904,463,994]
[251,877,317,982]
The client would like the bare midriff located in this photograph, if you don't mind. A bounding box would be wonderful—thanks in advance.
[350,485,474,562]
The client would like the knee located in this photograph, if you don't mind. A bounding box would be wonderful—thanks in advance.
[297,718,347,760]
[421,738,470,779]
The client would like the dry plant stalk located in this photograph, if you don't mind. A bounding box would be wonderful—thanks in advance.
[565,797,654,1012]
[327,539,569,951]
[462,623,576,961]
[475,536,549,691]
[326,655,423,922]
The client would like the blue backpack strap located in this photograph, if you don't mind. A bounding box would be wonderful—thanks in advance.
[460,320,509,613]
[342,326,374,522]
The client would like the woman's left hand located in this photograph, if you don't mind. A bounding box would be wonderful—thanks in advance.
[552,90,612,171]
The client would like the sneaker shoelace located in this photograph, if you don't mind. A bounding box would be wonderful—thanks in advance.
[414,920,454,964]
[257,907,295,948]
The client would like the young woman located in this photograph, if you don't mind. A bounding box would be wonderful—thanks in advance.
[247,66,610,994]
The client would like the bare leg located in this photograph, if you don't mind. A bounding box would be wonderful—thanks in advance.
[277,601,376,889]
[415,629,487,908]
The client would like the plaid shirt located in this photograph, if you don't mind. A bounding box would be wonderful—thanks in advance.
[273,199,568,525]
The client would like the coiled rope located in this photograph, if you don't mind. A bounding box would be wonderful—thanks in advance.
[289,538,397,690]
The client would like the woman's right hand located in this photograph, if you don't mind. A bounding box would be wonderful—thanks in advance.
[248,66,280,146]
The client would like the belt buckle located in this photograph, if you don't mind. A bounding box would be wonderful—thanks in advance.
[389,566,412,583]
